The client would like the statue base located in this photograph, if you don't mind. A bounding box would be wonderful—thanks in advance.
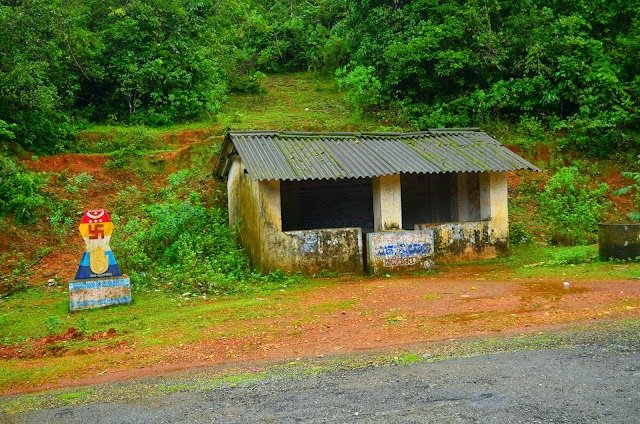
[68,276,132,312]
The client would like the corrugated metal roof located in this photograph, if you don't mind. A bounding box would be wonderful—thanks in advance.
[214,130,539,181]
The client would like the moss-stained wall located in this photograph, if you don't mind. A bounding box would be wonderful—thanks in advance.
[227,158,263,267]
[414,221,507,261]
[227,158,363,274]
[275,228,363,273]
[414,172,509,261]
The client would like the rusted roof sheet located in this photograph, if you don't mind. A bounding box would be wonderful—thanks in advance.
[214,130,539,181]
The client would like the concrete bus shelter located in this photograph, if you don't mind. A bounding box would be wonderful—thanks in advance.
[214,130,538,274]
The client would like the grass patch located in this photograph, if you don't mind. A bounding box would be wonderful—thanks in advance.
[57,388,93,403]
[71,123,223,154]
[423,293,440,301]
[0,277,339,391]
[216,72,382,132]
[454,244,640,280]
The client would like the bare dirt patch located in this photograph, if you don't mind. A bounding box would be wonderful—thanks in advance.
[0,328,120,360]
[6,271,638,396]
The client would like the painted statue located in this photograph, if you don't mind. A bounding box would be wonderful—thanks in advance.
[75,209,123,280]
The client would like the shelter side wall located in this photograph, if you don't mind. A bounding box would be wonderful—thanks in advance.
[257,180,363,274]
[227,158,263,269]
[415,221,499,261]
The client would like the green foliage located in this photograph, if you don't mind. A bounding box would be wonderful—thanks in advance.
[71,127,161,154]
[614,169,640,221]
[228,71,267,94]
[509,222,533,245]
[77,317,89,335]
[104,145,145,170]
[0,155,46,223]
[116,192,252,294]
[2,0,639,154]
[538,167,609,245]
[0,0,94,153]
[336,65,382,113]
[548,245,598,265]
[64,173,93,193]
[0,120,16,140]
[338,0,640,154]
[113,169,296,295]
[0,258,29,298]
[44,316,62,335]
[87,0,227,125]
[48,200,75,236]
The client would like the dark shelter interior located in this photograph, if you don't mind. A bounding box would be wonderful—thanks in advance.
[281,178,374,231]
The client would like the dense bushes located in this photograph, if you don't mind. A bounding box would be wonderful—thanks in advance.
[336,1,640,155]
[538,167,609,245]
[84,0,227,126]
[115,193,255,294]
[4,1,637,155]
[112,163,296,295]
[615,169,640,221]
[0,155,46,224]
[0,0,349,153]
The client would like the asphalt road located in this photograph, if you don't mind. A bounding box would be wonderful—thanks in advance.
[6,340,640,424]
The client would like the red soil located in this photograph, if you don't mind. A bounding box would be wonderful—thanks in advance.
[3,133,639,394]
[5,270,639,395]
[0,328,119,360]
[604,170,635,221]
[26,154,108,174]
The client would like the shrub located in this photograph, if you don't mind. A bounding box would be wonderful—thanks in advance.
[64,173,93,193]
[614,169,640,221]
[114,191,255,295]
[45,316,62,335]
[0,258,29,297]
[509,222,533,245]
[538,167,609,245]
[336,65,382,114]
[228,71,267,94]
[0,155,46,223]
[548,245,598,265]
[104,145,144,170]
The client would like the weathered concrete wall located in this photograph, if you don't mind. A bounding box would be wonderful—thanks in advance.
[367,230,435,274]
[414,172,509,261]
[228,165,510,273]
[279,228,363,273]
[414,221,506,260]
[227,158,363,274]
[227,158,263,268]
[373,174,402,231]
[259,184,363,273]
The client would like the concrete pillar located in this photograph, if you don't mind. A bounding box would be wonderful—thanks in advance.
[479,173,492,221]
[457,173,471,222]
[479,172,509,238]
[373,174,402,231]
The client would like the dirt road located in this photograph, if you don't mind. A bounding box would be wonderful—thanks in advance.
[6,328,639,423]
[3,268,640,396]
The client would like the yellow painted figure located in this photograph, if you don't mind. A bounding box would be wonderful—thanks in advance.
[75,210,122,279]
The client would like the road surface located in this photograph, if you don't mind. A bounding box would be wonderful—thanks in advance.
[6,335,639,423]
